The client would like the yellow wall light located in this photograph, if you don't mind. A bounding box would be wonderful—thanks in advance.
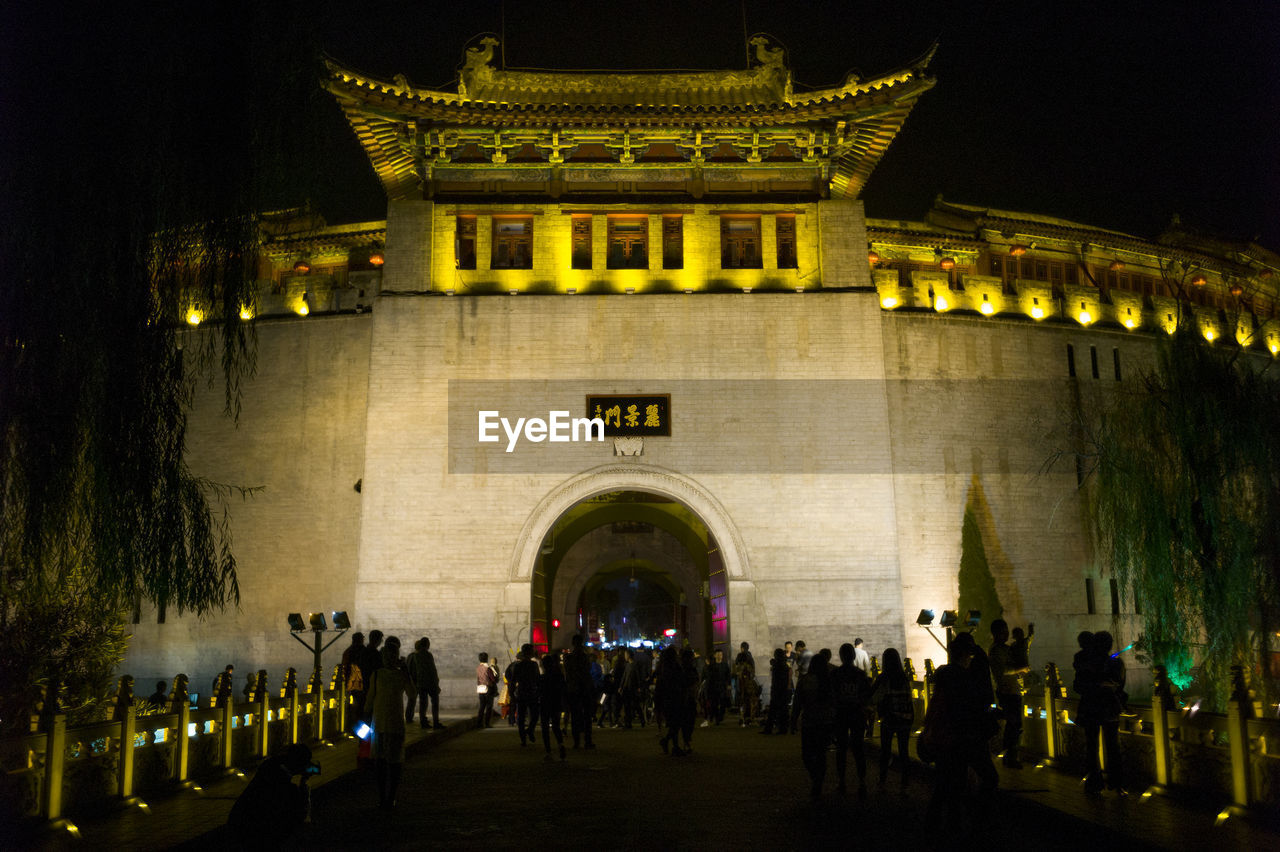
[881,296,899,309]
[1269,340,1279,356]
[185,309,203,326]
[238,306,254,321]
[1203,327,1217,342]
[979,302,994,315]
[1077,310,1093,325]
[1029,305,1044,319]
[934,295,949,312]
[296,302,309,317]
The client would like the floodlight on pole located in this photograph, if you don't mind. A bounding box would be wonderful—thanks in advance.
[915,608,948,651]
[939,610,958,628]
[966,610,982,628]
[286,610,350,692]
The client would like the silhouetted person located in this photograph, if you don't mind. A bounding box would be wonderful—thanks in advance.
[762,648,790,735]
[366,645,411,808]
[679,647,699,751]
[734,642,759,726]
[703,649,730,726]
[513,644,541,746]
[407,637,441,728]
[925,632,998,833]
[539,652,567,760]
[793,648,835,800]
[869,647,914,790]
[655,645,686,755]
[213,664,235,708]
[342,632,366,726]
[227,743,314,849]
[1076,630,1127,794]
[145,680,168,713]
[832,642,871,797]
[988,618,1029,767]
[563,634,596,749]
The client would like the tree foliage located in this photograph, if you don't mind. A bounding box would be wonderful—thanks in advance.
[1086,335,1280,708]
[0,3,330,730]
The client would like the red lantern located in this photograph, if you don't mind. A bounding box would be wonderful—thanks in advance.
[867,250,881,265]
[293,259,311,275]
[369,251,385,267]
[939,256,956,270]
[1009,245,1027,257]
[1191,274,1207,287]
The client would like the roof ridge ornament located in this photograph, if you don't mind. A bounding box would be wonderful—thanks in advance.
[458,35,500,98]
[748,34,791,101]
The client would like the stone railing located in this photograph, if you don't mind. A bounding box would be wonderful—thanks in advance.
[885,657,1279,816]
[0,665,355,832]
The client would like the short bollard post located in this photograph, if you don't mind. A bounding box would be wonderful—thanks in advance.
[42,712,67,822]
[221,698,235,770]
[256,673,270,758]
[284,668,300,745]
[1147,666,1173,796]
[1226,665,1254,814]
[174,700,191,786]
[921,659,935,720]
[335,663,348,735]
[119,702,136,801]
[313,678,326,743]
[1042,662,1061,765]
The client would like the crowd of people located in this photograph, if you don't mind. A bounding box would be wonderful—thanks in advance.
[226,616,1126,843]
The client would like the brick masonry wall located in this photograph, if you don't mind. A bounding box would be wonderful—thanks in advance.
[124,314,373,694]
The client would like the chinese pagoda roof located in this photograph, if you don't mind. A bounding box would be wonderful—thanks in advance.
[324,37,935,202]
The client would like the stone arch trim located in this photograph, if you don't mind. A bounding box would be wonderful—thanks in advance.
[510,464,751,584]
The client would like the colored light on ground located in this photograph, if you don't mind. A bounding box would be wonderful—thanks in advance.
[881,296,898,309]
[979,302,994,315]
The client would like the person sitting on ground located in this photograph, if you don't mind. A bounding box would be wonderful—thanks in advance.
[227,743,314,849]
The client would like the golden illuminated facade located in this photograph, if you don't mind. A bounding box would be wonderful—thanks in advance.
[144,40,1279,704]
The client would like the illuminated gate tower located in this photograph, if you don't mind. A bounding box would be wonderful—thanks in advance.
[131,35,1278,702]
[320,36,934,675]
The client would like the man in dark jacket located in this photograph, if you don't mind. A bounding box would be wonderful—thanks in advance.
[563,634,596,749]
[407,637,441,729]
[702,649,731,726]
[512,644,542,746]
[832,643,872,797]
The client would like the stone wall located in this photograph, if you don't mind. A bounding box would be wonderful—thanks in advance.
[124,314,372,692]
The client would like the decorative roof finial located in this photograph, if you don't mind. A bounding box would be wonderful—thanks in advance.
[459,36,500,97]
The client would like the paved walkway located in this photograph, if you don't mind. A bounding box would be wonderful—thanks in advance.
[20,719,1277,850]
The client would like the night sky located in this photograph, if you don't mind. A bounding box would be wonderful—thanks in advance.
[5,1,1278,246]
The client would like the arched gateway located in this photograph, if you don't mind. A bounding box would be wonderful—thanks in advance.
[503,464,762,654]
